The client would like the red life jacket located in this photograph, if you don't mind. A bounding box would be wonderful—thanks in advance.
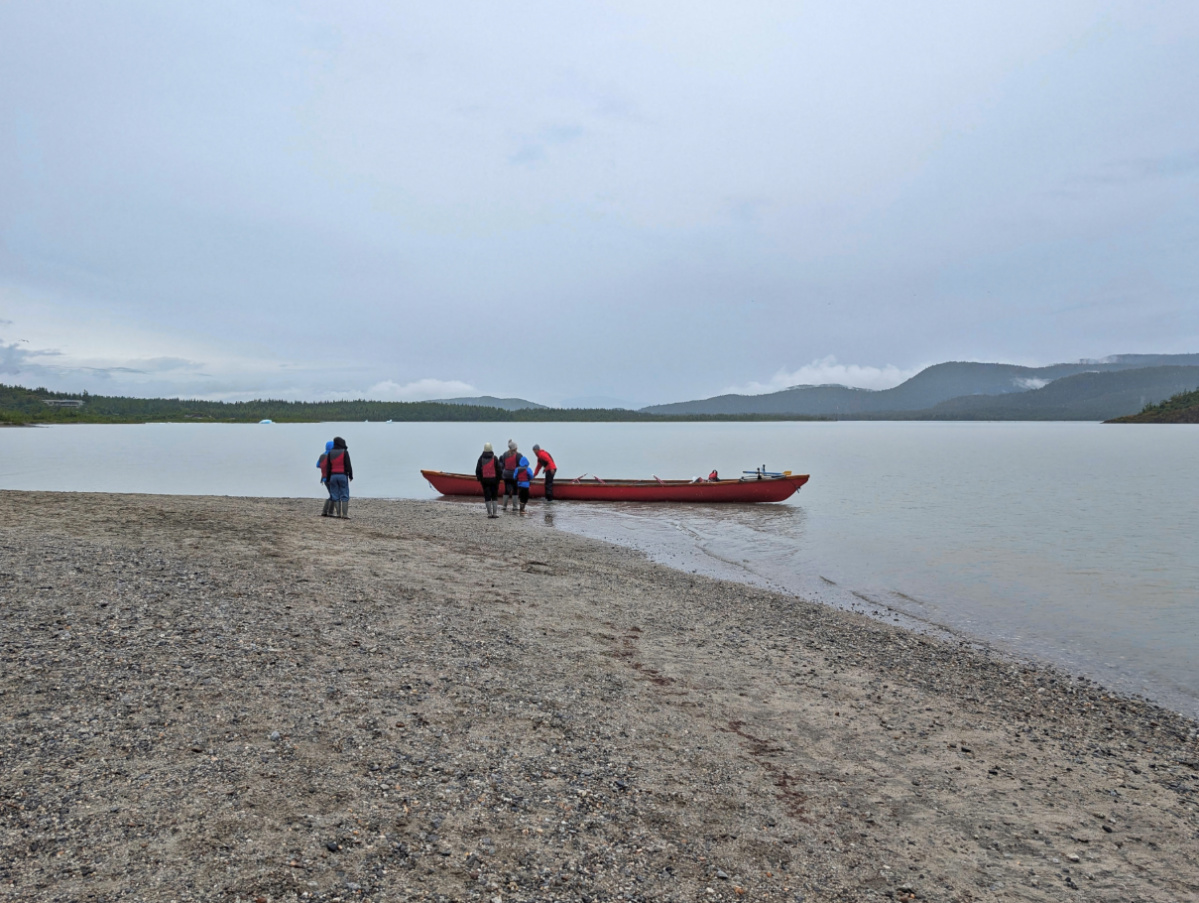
[708,470,719,481]
[327,450,346,474]
[481,456,497,479]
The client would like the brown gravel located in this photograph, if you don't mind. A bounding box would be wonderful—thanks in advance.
[1,490,1197,903]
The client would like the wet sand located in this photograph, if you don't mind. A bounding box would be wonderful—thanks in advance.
[2,491,1197,902]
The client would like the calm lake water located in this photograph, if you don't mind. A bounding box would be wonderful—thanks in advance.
[3,421,1197,718]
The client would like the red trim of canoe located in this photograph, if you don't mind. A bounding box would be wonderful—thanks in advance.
[420,470,809,503]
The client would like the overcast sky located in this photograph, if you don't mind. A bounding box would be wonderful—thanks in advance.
[2,1,1197,407]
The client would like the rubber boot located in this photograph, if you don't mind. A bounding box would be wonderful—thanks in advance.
[321,499,333,517]
[488,500,497,518]
[341,499,349,519]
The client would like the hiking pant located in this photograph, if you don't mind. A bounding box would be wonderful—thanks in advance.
[504,478,517,500]
[518,486,530,506]
[543,468,556,500]
[480,480,499,503]
[328,474,350,503]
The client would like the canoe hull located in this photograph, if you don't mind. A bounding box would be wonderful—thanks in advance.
[420,470,809,503]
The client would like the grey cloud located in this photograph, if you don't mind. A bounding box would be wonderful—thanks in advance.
[73,362,204,376]
[1058,149,1199,194]
[1132,149,1199,178]
[0,334,211,388]
[127,356,203,373]
[543,124,584,144]
[509,145,545,166]
[509,123,585,165]
[0,340,59,375]
[722,197,769,225]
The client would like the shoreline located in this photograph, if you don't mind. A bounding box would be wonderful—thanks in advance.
[3,491,1198,901]
[525,500,1199,723]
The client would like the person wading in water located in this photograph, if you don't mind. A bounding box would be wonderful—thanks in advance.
[476,442,502,518]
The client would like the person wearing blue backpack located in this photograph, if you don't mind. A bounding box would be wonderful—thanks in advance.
[316,439,335,517]
[514,451,534,514]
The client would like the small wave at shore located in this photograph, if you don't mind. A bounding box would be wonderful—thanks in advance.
[531,500,1199,721]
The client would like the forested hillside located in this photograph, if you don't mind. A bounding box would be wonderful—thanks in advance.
[901,367,1199,421]
[641,354,1199,416]
[1107,387,1199,423]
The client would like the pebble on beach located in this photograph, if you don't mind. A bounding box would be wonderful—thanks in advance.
[1,490,1197,902]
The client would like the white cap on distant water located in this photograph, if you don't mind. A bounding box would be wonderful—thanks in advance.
[507,439,517,451]
[483,442,493,452]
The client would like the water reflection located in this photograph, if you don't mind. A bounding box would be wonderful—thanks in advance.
[539,500,813,592]
[536,499,808,532]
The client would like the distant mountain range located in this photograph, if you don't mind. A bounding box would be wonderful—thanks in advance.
[438,396,548,411]
[5,355,1197,424]
[640,354,1199,420]
[441,395,636,411]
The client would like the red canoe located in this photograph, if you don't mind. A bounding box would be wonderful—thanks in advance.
[421,469,809,503]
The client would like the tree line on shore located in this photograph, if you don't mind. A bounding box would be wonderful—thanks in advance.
[0,383,828,425]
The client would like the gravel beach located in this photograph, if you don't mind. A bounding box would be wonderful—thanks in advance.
[2,491,1197,903]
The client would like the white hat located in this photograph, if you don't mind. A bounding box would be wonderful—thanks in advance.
[483,442,493,452]
[507,439,517,451]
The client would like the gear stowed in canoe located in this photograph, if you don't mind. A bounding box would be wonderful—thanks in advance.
[420,468,809,503]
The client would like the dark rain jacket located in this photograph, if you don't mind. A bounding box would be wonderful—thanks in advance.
[501,449,522,480]
[476,451,501,484]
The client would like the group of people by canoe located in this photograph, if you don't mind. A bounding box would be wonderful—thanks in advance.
[316,435,556,519]
[316,434,804,515]
[475,440,556,518]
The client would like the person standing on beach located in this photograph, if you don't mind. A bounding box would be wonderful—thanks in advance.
[317,440,335,516]
[531,444,557,501]
[322,436,353,518]
[514,451,534,513]
[476,442,502,518]
[500,439,521,511]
